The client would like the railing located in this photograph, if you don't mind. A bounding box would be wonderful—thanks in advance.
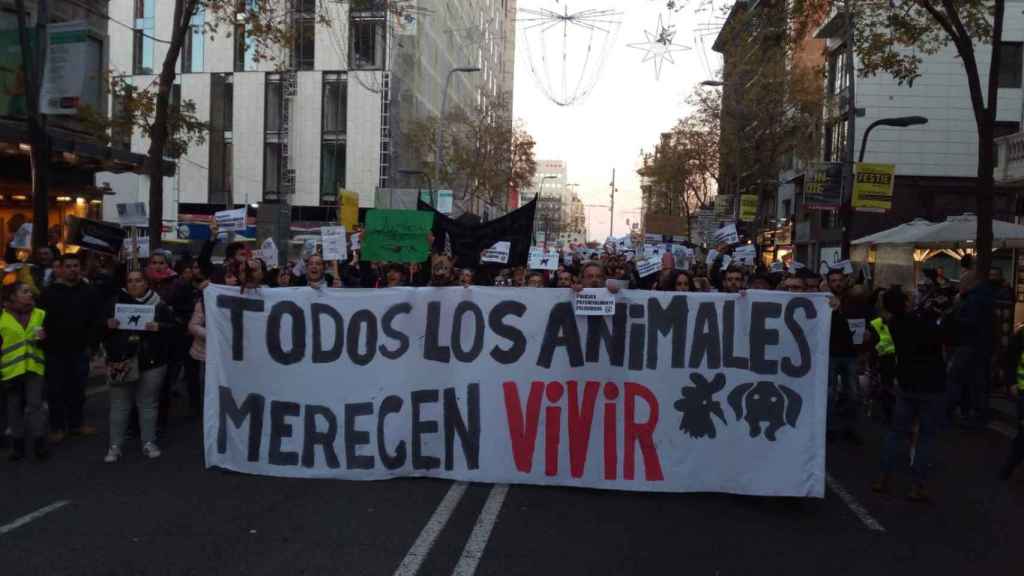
[995,131,1024,184]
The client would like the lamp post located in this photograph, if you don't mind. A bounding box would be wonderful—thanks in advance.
[859,116,929,162]
[839,115,930,256]
[434,66,481,206]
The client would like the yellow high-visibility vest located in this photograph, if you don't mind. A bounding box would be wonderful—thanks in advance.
[871,317,895,357]
[1016,350,1024,392]
[0,308,46,381]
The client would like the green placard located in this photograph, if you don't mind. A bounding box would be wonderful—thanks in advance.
[362,209,434,263]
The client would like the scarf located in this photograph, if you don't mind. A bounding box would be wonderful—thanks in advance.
[146,267,176,284]
[122,288,161,306]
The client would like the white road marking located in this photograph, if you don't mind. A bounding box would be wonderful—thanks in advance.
[393,482,469,576]
[826,474,886,532]
[0,500,71,536]
[451,484,510,576]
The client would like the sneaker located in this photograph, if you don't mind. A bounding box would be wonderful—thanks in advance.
[907,483,930,503]
[871,474,891,495]
[142,442,162,459]
[104,445,122,463]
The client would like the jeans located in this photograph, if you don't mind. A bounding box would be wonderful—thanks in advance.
[1002,396,1024,479]
[829,355,859,432]
[947,346,990,423]
[158,330,189,430]
[46,350,89,432]
[109,366,165,447]
[4,374,45,441]
[184,357,205,416]
[880,394,943,483]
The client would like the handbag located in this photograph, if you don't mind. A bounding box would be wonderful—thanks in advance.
[107,356,140,385]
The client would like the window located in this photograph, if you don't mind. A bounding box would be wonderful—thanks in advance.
[209,74,234,205]
[995,121,1021,167]
[350,12,386,70]
[111,81,133,151]
[998,42,1023,89]
[133,0,155,74]
[264,75,286,200]
[182,11,204,73]
[292,0,315,70]
[321,72,347,205]
[823,120,847,163]
[234,1,258,72]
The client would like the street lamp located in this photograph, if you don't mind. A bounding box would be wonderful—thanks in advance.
[434,66,481,201]
[859,116,929,162]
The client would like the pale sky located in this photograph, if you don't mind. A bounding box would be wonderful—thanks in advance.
[512,0,725,241]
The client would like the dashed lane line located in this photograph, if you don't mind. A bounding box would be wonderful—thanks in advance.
[393,482,469,576]
[826,474,886,532]
[0,500,71,536]
[451,484,510,576]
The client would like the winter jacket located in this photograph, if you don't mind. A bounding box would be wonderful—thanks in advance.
[890,308,947,395]
[39,281,103,354]
[103,289,174,371]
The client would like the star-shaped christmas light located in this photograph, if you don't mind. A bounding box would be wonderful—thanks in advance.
[628,15,690,80]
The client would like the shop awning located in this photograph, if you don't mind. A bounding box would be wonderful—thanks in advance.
[852,213,1024,249]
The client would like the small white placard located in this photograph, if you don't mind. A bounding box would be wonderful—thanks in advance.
[848,318,867,345]
[705,248,719,266]
[712,223,739,246]
[436,190,454,215]
[481,241,511,264]
[636,256,661,278]
[733,244,757,266]
[321,226,347,261]
[573,288,615,316]
[214,207,247,232]
[116,202,148,226]
[528,247,559,271]
[350,232,362,251]
[115,304,155,331]
[260,238,279,269]
[134,236,150,258]
[672,245,691,270]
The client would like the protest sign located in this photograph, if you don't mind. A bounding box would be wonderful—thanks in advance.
[706,249,719,266]
[321,226,347,261]
[204,286,831,497]
[573,288,616,316]
[712,224,739,246]
[481,241,511,264]
[114,304,155,331]
[739,195,758,222]
[350,232,362,252]
[215,208,248,232]
[528,247,559,271]
[847,318,866,346]
[363,209,433,263]
[260,238,279,269]
[66,217,127,254]
[636,257,661,278]
[133,236,150,258]
[11,223,31,249]
[671,245,691,271]
[733,245,757,267]
[804,162,843,210]
[436,190,454,215]
[116,202,148,226]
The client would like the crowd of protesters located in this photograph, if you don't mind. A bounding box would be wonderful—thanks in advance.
[0,225,1021,503]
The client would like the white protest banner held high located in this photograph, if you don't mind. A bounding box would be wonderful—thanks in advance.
[204,286,831,497]
[215,208,247,232]
[481,241,511,264]
[115,304,155,331]
[321,226,347,261]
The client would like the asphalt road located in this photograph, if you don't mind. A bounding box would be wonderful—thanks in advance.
[1,389,1020,576]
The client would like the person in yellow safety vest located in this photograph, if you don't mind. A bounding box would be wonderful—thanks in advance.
[867,290,898,424]
[0,281,49,461]
[999,328,1024,480]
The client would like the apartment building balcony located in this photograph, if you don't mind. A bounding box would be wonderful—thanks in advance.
[996,131,1024,185]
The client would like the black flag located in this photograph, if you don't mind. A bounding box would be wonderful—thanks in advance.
[418,199,537,268]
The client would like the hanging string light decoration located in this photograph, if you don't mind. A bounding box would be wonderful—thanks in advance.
[628,14,690,80]
[517,4,623,106]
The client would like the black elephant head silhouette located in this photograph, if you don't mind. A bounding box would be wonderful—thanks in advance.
[727,381,802,441]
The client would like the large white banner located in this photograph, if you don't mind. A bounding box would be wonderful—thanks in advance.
[204,286,831,497]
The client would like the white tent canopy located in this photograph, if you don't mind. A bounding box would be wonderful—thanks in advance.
[852,213,1024,249]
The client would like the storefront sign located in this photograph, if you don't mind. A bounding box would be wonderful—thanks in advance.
[803,163,842,210]
[852,163,895,212]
